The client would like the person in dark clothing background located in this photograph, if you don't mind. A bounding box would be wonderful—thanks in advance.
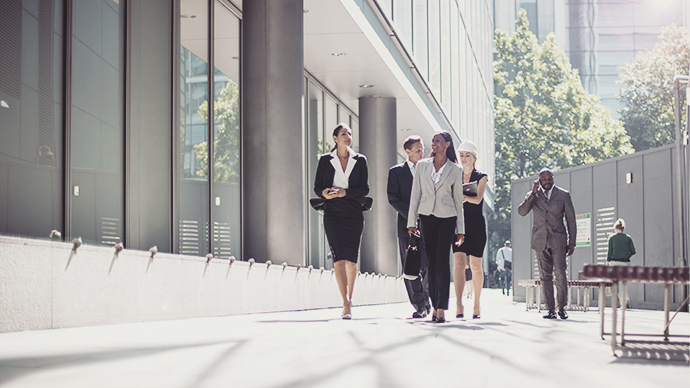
[606,218,636,309]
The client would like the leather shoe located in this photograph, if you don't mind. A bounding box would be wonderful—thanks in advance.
[472,314,480,319]
[412,310,427,319]
[558,309,568,320]
[543,310,557,319]
[435,316,446,323]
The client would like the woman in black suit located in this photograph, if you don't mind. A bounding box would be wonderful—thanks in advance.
[314,123,369,319]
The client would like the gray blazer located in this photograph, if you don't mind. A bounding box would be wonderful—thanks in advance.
[517,186,576,251]
[407,158,465,234]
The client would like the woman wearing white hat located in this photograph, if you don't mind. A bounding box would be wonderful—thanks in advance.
[453,141,488,319]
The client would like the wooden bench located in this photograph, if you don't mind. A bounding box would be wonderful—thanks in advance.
[581,264,690,358]
[518,278,611,312]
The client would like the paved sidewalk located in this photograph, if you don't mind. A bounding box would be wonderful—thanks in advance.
[0,289,687,388]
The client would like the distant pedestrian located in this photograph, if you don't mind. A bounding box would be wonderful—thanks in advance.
[606,218,636,309]
[496,240,512,296]
[518,168,576,320]
[313,123,369,320]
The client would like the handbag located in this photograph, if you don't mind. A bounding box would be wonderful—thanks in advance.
[501,250,512,271]
[402,232,422,280]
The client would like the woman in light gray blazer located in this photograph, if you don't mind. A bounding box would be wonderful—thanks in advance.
[408,132,465,323]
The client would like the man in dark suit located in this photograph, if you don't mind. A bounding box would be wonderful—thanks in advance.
[387,136,430,318]
[518,168,576,320]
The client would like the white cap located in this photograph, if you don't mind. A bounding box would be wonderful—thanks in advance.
[457,140,478,156]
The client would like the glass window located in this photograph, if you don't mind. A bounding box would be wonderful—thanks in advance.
[0,0,64,238]
[212,1,241,259]
[450,1,459,129]
[379,0,393,19]
[428,1,441,97]
[325,97,338,152]
[393,0,413,50]
[440,0,451,112]
[413,0,428,79]
[178,0,209,256]
[597,2,633,28]
[307,81,325,269]
[71,0,124,246]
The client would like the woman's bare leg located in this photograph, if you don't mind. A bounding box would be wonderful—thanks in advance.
[453,252,468,316]
[345,261,357,302]
[334,261,351,315]
[469,255,484,316]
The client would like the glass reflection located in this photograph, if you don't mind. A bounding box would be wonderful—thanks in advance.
[0,0,64,238]
[211,1,241,258]
[70,0,124,246]
[178,0,209,256]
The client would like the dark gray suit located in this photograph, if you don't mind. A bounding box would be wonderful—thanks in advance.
[518,186,576,311]
[387,162,430,313]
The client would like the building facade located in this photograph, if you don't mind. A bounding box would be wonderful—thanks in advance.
[0,0,494,275]
[494,0,688,117]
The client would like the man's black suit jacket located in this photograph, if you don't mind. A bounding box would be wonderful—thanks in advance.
[387,162,415,239]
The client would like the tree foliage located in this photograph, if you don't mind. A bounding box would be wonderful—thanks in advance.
[618,24,689,151]
[196,81,241,183]
[488,10,634,265]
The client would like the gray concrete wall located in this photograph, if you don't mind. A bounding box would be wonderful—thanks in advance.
[511,145,688,310]
[0,236,407,333]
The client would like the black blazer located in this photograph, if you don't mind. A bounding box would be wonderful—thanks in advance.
[314,152,369,200]
[387,162,414,238]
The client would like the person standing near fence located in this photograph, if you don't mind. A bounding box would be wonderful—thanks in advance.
[518,168,576,320]
[606,218,636,309]
[496,240,512,296]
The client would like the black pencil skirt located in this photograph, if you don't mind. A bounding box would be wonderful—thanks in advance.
[323,209,364,263]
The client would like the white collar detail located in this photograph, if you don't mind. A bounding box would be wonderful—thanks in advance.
[330,147,356,189]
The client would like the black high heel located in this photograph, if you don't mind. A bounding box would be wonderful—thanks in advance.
[472,314,480,319]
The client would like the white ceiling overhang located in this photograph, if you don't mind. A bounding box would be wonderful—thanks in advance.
[304,0,453,158]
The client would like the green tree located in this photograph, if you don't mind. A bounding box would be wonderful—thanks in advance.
[489,10,634,267]
[196,81,241,182]
[618,24,689,151]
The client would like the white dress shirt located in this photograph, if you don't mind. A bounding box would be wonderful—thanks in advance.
[406,159,417,176]
[496,247,513,271]
[431,162,446,189]
[330,147,357,189]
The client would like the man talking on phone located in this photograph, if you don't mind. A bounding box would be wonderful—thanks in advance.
[518,168,576,319]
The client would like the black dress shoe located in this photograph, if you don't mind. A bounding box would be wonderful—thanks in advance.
[435,316,446,323]
[412,310,427,319]
[456,313,464,319]
[558,309,568,320]
[543,310,557,319]
[431,314,437,322]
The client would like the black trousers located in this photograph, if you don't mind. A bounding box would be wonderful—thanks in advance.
[398,231,430,312]
[419,214,456,311]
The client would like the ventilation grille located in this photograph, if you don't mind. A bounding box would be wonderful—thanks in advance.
[179,220,201,256]
[100,217,121,246]
[595,207,616,264]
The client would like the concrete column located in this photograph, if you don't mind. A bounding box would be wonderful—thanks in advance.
[242,0,305,265]
[359,96,398,275]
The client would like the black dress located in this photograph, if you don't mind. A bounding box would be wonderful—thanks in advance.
[313,152,369,263]
[453,169,487,257]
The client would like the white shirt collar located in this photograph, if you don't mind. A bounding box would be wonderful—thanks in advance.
[406,159,417,174]
[330,147,356,189]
